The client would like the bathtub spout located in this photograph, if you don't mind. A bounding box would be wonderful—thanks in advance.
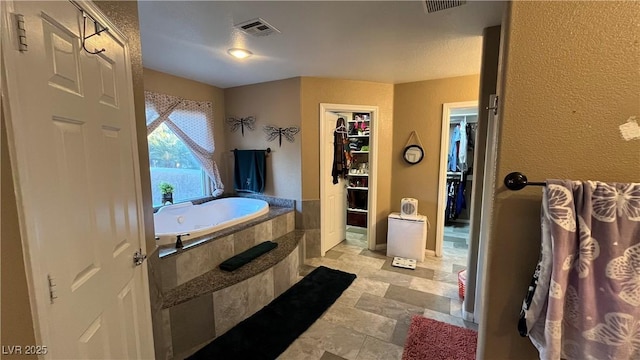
[175,233,190,249]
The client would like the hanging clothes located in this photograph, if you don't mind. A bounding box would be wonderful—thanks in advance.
[455,178,467,216]
[445,173,467,223]
[466,123,477,173]
[447,125,461,171]
[331,117,349,184]
[458,119,468,171]
[519,180,640,360]
[467,123,476,149]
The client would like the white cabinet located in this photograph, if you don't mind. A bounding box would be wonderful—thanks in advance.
[387,213,428,261]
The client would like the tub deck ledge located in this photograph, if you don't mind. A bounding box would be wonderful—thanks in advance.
[161,230,303,309]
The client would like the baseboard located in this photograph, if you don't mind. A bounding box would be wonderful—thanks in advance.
[461,299,475,322]
[463,310,474,322]
[374,243,387,251]
[425,249,436,257]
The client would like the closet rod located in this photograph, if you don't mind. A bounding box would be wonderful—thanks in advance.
[504,172,546,191]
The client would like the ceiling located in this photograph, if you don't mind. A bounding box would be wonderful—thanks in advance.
[138,1,505,89]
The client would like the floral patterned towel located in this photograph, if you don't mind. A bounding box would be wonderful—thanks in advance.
[519,180,640,360]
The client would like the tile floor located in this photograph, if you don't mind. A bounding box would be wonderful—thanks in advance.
[444,222,471,250]
[278,227,475,360]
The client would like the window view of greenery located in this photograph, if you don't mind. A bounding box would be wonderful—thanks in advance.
[148,123,207,206]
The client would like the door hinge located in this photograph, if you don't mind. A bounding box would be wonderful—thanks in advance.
[486,95,499,116]
[14,14,28,52]
[133,248,147,266]
[47,274,57,304]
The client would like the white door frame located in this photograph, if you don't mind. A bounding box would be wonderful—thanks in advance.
[1,0,154,353]
[435,101,478,257]
[474,94,500,325]
[320,103,379,253]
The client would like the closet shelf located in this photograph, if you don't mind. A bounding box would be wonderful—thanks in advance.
[348,173,368,177]
[348,120,370,123]
[351,150,369,154]
[348,135,369,138]
[347,208,368,213]
[347,186,368,190]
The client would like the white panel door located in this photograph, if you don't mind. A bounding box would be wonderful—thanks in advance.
[322,112,347,253]
[2,1,154,358]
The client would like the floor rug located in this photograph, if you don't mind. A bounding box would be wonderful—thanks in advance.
[402,316,478,360]
[188,266,356,360]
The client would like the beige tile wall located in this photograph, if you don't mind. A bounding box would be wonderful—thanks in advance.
[302,200,322,258]
[164,243,301,359]
[158,212,295,290]
[150,212,297,359]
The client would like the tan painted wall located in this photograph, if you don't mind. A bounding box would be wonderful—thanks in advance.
[300,77,394,244]
[392,75,480,250]
[143,68,229,188]
[1,114,37,359]
[479,1,640,359]
[224,78,302,203]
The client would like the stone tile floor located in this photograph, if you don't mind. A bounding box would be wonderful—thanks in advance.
[278,229,475,360]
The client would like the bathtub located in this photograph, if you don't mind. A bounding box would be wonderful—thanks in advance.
[154,197,269,247]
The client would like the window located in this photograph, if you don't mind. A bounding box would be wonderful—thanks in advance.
[148,123,209,206]
[145,91,224,203]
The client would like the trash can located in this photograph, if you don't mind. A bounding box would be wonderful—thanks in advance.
[458,269,467,300]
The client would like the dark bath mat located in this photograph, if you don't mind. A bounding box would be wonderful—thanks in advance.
[188,266,356,360]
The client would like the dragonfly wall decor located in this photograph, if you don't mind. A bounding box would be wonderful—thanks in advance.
[226,116,256,136]
[263,125,300,147]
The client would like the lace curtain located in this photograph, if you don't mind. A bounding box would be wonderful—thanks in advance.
[145,91,224,196]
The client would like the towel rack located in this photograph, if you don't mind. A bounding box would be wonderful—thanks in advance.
[504,172,546,191]
[230,148,271,154]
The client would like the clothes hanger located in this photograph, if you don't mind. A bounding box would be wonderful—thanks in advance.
[334,118,348,134]
[335,124,348,134]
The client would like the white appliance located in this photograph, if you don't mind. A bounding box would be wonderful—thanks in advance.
[386,212,428,262]
[400,198,419,219]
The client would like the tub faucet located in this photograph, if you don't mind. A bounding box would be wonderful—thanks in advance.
[175,233,190,249]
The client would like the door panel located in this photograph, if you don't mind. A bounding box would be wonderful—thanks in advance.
[77,315,110,360]
[42,13,84,96]
[2,1,153,358]
[322,112,347,253]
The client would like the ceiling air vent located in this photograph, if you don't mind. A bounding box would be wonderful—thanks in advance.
[234,18,280,37]
[423,0,467,13]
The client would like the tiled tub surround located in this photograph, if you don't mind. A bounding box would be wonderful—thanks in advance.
[301,199,321,258]
[162,230,303,359]
[161,231,304,359]
[154,197,270,247]
[158,208,294,292]
[163,230,302,308]
[234,192,296,208]
[158,205,293,258]
[157,193,295,209]
[150,202,296,359]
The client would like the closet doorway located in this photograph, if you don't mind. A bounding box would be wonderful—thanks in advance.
[435,101,478,257]
[319,103,379,255]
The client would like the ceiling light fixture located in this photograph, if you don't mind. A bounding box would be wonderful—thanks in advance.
[227,48,253,59]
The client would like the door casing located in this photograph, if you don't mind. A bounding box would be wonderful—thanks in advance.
[320,103,379,254]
